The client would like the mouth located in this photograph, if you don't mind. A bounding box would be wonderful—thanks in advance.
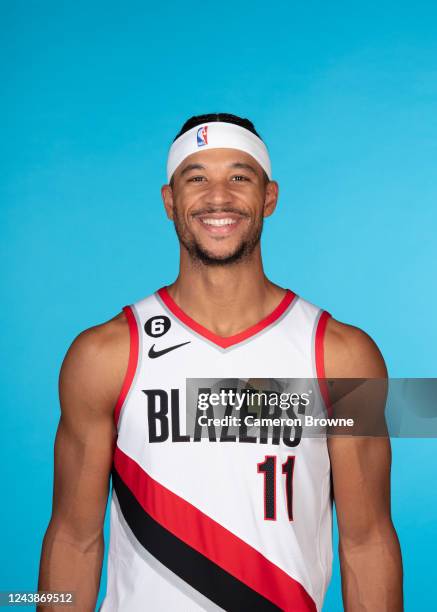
[194,212,246,236]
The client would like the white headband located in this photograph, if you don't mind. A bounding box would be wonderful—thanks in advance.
[167,121,272,182]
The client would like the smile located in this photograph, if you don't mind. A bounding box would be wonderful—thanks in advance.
[200,218,237,226]
[195,213,245,236]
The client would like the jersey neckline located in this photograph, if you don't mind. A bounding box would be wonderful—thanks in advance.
[156,286,296,349]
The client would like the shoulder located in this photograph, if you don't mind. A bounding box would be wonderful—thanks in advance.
[323,316,387,379]
[59,310,130,417]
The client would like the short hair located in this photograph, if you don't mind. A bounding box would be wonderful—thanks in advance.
[169,112,270,186]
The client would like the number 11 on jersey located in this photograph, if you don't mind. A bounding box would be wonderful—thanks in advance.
[257,456,296,521]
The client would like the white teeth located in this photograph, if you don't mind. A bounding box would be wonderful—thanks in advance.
[201,218,237,226]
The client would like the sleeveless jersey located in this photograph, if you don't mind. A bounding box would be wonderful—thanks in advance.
[100,287,333,612]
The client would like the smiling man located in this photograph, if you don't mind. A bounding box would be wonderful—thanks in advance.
[38,113,403,611]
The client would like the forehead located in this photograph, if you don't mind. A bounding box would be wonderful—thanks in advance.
[175,148,264,177]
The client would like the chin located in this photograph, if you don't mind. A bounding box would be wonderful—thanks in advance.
[192,243,251,266]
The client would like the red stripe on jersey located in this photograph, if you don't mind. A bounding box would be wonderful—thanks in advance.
[114,306,139,428]
[315,310,332,417]
[114,445,316,612]
[157,287,296,348]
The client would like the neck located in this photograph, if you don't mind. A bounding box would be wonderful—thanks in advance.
[165,245,286,337]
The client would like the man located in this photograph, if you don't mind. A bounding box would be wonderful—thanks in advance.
[38,113,403,611]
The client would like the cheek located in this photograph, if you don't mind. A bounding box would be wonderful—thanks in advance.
[172,197,190,218]
[175,191,203,214]
[233,186,265,206]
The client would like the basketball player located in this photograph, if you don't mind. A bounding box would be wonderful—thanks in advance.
[38,114,403,611]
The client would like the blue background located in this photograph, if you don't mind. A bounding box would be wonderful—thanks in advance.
[1,1,436,609]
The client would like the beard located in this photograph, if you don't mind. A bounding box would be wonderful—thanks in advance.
[173,208,264,267]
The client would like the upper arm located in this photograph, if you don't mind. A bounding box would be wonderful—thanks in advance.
[49,314,129,545]
[324,318,394,543]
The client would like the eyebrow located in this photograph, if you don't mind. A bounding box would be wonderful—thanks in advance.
[180,163,205,176]
[179,161,258,177]
[231,162,258,175]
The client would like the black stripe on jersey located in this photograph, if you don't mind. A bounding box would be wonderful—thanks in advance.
[112,468,281,612]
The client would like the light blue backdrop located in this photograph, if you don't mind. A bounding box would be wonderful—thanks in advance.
[1,1,436,609]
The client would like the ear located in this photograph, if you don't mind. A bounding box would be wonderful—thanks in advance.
[263,180,279,218]
[161,184,175,220]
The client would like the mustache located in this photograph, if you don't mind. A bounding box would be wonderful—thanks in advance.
[191,207,250,217]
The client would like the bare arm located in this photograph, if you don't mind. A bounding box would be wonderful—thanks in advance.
[38,313,128,611]
[325,319,403,611]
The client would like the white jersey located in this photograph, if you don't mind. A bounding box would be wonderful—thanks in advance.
[100,287,333,612]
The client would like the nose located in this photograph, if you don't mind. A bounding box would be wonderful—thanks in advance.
[204,179,233,207]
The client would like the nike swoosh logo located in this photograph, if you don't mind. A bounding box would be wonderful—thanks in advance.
[148,341,191,359]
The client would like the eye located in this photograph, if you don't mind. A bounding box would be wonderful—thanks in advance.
[232,175,250,182]
[188,176,206,182]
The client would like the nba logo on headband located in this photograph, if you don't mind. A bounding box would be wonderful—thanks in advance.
[196,125,208,147]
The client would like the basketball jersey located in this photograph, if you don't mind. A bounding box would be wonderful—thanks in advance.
[100,287,333,612]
